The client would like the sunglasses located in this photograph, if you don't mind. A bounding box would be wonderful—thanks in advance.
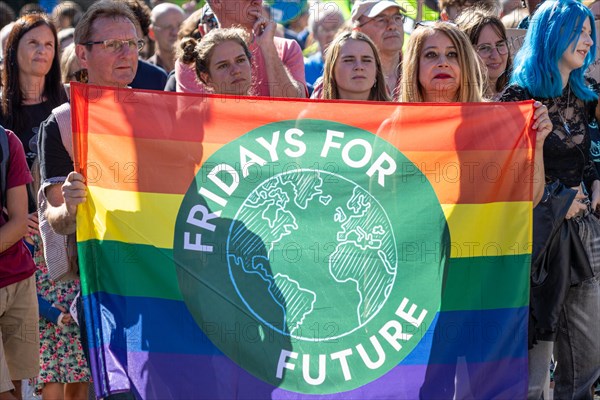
[68,69,87,82]
[415,20,458,29]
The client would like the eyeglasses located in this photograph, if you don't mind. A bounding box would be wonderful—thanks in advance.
[360,13,405,28]
[83,38,145,53]
[476,41,509,57]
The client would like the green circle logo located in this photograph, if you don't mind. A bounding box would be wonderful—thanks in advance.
[174,120,448,394]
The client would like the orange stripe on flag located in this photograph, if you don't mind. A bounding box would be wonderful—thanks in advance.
[72,85,534,152]
[80,132,532,203]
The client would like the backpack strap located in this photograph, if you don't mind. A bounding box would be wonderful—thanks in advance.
[52,103,73,158]
[38,103,76,281]
[0,125,9,210]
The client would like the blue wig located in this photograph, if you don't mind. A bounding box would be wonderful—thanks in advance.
[510,0,597,101]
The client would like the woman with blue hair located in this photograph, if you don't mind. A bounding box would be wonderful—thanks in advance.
[500,0,600,398]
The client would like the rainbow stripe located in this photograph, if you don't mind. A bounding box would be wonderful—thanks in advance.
[73,84,533,399]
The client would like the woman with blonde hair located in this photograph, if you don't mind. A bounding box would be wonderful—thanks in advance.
[403,20,552,399]
[400,21,485,103]
[60,43,87,85]
[322,30,390,101]
[401,20,550,200]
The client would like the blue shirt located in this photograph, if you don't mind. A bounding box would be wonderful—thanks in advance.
[304,52,324,92]
[131,59,168,91]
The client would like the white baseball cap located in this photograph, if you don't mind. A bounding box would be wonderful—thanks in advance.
[351,0,406,22]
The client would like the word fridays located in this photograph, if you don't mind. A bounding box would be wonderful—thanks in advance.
[183,128,397,253]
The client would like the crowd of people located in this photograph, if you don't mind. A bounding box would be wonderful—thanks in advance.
[0,0,598,398]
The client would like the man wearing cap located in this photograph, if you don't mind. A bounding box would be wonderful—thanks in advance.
[351,0,405,98]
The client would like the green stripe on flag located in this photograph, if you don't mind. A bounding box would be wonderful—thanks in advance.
[78,240,182,301]
[441,255,530,311]
[78,240,529,310]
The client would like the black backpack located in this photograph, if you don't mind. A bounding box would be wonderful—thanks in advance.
[0,125,9,211]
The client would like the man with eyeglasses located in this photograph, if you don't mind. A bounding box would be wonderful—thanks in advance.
[351,0,407,99]
[148,2,185,73]
[41,2,140,228]
[36,5,143,398]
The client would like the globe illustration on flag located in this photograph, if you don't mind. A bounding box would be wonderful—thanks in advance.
[226,169,397,341]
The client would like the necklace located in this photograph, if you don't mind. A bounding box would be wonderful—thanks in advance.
[555,86,572,137]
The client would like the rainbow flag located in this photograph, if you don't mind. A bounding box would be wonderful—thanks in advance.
[72,83,533,399]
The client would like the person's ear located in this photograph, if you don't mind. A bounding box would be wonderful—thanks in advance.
[75,44,89,68]
[200,71,212,86]
[149,26,156,42]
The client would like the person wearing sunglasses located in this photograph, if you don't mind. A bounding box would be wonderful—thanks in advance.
[457,9,512,100]
[60,43,87,86]
[500,0,600,398]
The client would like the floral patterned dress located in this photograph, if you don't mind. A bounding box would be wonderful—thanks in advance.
[30,236,91,395]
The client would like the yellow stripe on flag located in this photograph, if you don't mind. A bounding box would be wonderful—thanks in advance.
[77,186,182,248]
[78,188,532,257]
[442,202,532,258]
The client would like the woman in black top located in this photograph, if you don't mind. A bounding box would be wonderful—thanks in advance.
[0,13,67,235]
[0,13,67,169]
[500,0,600,398]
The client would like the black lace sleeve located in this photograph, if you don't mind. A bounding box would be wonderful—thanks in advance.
[498,85,531,102]
[583,158,599,190]
[500,83,600,189]
[583,78,600,189]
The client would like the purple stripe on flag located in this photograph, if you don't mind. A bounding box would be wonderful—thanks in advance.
[95,349,527,399]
